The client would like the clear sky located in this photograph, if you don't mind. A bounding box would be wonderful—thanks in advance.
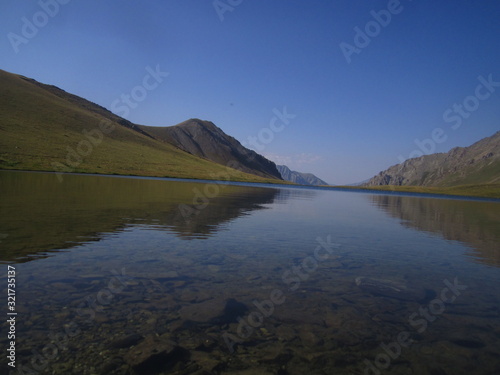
[1,0,499,184]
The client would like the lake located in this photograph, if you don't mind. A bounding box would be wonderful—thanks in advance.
[0,170,499,375]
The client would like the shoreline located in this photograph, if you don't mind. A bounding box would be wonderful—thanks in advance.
[2,168,499,201]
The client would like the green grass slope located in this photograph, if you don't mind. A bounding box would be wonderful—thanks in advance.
[0,69,280,183]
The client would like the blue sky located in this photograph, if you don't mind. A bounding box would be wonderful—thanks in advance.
[1,0,499,184]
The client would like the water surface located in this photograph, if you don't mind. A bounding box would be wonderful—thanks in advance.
[0,171,499,375]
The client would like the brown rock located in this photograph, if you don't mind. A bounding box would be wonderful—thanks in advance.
[355,276,426,302]
[125,335,189,374]
[110,333,144,349]
[179,298,248,325]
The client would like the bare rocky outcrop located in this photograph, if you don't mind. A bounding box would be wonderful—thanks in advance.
[364,131,500,186]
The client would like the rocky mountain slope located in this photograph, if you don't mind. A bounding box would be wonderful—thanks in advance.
[364,131,500,187]
[276,165,328,186]
[139,120,283,180]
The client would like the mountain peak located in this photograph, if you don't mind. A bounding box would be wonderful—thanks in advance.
[177,118,216,127]
[139,120,283,180]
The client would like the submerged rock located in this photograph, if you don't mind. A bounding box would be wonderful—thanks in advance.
[125,335,189,374]
[110,333,144,349]
[179,298,248,325]
[213,298,249,325]
[99,357,125,374]
[355,276,427,302]
[450,338,485,348]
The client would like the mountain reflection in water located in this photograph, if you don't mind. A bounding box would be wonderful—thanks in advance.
[369,194,500,267]
[0,171,315,262]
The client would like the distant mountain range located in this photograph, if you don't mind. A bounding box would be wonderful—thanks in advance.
[347,179,370,187]
[364,131,500,187]
[276,165,328,186]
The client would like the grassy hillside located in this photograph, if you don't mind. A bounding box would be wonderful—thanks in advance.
[0,70,280,183]
[437,159,500,186]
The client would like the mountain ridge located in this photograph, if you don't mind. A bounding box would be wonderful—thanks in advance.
[276,165,328,186]
[17,73,154,139]
[364,131,500,187]
[138,119,283,180]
